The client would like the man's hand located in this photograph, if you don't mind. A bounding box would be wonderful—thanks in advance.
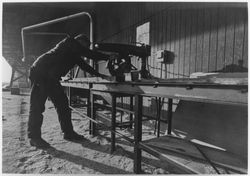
[61,76,72,82]
[98,74,113,81]
[99,74,108,79]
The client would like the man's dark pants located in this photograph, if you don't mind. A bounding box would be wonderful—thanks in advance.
[28,68,73,139]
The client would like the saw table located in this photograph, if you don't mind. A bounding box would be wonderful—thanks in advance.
[61,72,247,174]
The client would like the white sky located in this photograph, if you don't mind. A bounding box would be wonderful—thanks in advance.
[1,58,12,83]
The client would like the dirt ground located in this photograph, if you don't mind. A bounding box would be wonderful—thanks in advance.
[2,91,175,174]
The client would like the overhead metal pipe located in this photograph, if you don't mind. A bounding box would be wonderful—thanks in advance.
[25,32,69,36]
[21,12,93,66]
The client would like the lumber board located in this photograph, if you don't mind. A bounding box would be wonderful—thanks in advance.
[62,72,247,85]
[139,142,200,174]
[142,135,247,173]
[61,73,247,105]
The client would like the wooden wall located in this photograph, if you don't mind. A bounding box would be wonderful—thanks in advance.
[94,2,248,116]
[96,2,248,77]
[94,3,248,156]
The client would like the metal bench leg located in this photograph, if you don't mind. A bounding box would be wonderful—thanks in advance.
[134,95,142,173]
[167,98,173,135]
[157,97,161,137]
[88,90,91,135]
[111,93,116,153]
[90,91,96,136]
[88,84,93,135]
[129,95,133,129]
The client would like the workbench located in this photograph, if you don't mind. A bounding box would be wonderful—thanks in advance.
[61,72,247,174]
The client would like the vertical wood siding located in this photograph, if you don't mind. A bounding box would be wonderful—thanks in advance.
[96,3,247,77]
[95,2,248,115]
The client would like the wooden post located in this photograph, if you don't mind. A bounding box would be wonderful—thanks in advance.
[167,98,173,135]
[134,95,143,173]
[111,93,116,153]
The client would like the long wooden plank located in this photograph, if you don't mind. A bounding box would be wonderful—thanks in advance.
[90,84,247,105]
[142,135,247,173]
[61,73,247,105]
[139,142,200,174]
[62,72,248,85]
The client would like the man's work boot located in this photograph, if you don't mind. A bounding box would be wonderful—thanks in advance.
[63,131,85,141]
[29,137,50,148]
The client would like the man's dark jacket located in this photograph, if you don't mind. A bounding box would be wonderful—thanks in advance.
[30,36,107,81]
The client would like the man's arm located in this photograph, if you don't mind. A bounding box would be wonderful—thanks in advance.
[76,58,104,77]
[80,47,109,61]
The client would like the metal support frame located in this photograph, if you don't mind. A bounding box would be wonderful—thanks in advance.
[111,93,117,153]
[67,87,71,106]
[167,98,173,135]
[9,64,30,88]
[120,97,123,130]
[129,96,134,129]
[94,102,134,115]
[153,97,165,137]
[138,142,199,174]
[134,95,143,174]
[21,11,95,78]
[90,90,96,135]
[87,83,93,135]
[9,69,16,88]
[156,97,161,137]
[61,77,247,174]
[90,90,134,153]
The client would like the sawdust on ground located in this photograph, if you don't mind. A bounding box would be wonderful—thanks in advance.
[2,91,173,174]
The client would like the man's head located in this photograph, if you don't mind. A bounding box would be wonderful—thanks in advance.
[74,34,91,48]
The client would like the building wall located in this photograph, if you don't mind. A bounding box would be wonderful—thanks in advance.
[94,2,248,111]
[95,3,248,77]
[94,2,248,157]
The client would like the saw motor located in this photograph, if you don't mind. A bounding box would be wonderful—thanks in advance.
[94,43,151,82]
